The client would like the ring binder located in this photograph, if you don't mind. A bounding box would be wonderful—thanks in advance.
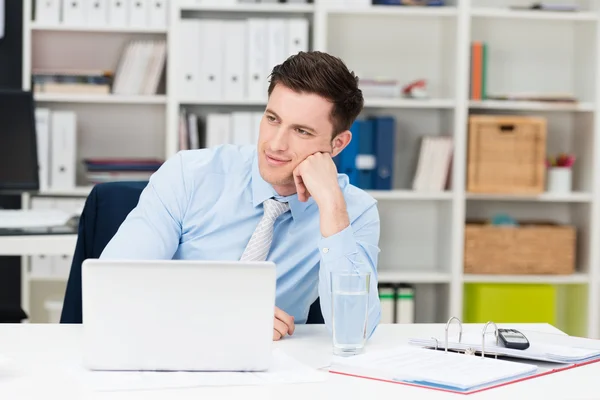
[431,337,439,350]
[444,316,462,353]
[481,321,499,359]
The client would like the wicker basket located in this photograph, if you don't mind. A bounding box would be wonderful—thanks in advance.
[467,115,547,194]
[464,221,576,275]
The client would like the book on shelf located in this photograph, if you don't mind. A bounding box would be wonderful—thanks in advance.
[32,68,113,94]
[411,136,453,192]
[470,41,488,100]
[178,110,263,151]
[112,39,167,95]
[83,158,163,184]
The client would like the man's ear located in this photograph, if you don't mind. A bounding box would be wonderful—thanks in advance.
[331,130,352,158]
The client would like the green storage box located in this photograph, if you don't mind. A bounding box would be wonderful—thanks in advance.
[463,283,587,337]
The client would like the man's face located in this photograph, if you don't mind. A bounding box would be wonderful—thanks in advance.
[257,83,337,193]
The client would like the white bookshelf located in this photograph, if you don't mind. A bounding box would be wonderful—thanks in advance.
[15,0,600,338]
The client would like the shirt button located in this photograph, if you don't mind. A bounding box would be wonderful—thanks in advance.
[322,248,329,254]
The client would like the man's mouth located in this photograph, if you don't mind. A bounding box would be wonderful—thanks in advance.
[265,153,290,166]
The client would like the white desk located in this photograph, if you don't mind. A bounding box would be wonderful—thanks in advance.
[0,323,598,399]
[0,233,77,255]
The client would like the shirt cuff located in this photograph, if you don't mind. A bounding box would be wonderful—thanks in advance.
[318,224,359,264]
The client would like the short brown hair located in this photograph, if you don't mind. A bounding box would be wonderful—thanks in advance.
[267,51,364,137]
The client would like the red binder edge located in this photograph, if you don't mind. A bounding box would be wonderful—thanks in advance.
[329,357,600,396]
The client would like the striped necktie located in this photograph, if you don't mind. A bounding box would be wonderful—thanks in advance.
[240,198,290,262]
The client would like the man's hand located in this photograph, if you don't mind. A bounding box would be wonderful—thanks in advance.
[293,152,350,238]
[273,307,295,341]
[293,152,341,205]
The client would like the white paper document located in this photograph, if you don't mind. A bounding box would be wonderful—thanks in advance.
[74,349,326,392]
[330,345,537,393]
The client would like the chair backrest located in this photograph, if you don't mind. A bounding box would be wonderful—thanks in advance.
[60,181,148,323]
[60,180,324,324]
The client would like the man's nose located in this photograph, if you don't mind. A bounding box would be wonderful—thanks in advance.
[269,128,289,151]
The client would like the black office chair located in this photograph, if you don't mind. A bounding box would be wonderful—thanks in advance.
[61,181,324,324]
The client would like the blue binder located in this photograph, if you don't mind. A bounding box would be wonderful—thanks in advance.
[371,116,396,190]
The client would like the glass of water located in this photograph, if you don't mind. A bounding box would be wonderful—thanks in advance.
[331,271,370,356]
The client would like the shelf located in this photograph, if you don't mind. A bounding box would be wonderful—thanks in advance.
[30,23,168,34]
[466,192,593,203]
[36,187,94,197]
[179,97,455,109]
[463,273,589,284]
[378,270,451,284]
[178,2,314,13]
[368,190,452,201]
[469,100,595,112]
[325,5,458,17]
[470,8,598,21]
[178,98,267,106]
[29,275,68,283]
[34,93,167,105]
[365,98,455,109]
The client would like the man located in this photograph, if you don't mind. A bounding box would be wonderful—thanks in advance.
[100,51,381,341]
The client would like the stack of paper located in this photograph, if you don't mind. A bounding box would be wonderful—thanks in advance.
[72,349,325,392]
[329,345,537,394]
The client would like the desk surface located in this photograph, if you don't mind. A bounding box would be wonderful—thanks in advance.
[0,323,597,399]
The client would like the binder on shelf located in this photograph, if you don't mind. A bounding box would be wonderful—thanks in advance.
[223,20,247,101]
[371,116,395,190]
[205,113,232,149]
[177,20,201,98]
[35,0,61,24]
[247,18,269,101]
[287,18,309,55]
[148,0,168,28]
[355,119,375,190]
[35,108,51,192]
[197,19,223,100]
[50,111,77,191]
[331,317,600,395]
[108,0,128,27]
[231,112,254,146]
[128,0,149,27]
[86,0,109,27]
[267,18,287,82]
[62,0,86,26]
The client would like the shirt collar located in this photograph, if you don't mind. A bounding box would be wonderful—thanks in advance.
[251,150,314,220]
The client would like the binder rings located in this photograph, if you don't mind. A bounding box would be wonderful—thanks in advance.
[330,317,600,395]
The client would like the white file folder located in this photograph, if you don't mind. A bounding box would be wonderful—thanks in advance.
[50,111,77,191]
[246,18,268,101]
[197,20,223,100]
[128,0,148,27]
[205,114,231,148]
[62,0,86,26]
[287,18,309,56]
[148,0,167,29]
[251,112,263,144]
[223,20,246,101]
[231,112,254,146]
[108,0,128,26]
[267,19,287,75]
[86,0,108,26]
[34,108,51,193]
[177,20,200,99]
[35,0,61,24]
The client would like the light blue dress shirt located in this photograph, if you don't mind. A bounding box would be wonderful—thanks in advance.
[100,144,382,337]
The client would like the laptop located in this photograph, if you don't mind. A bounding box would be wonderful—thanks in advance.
[81,259,276,372]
